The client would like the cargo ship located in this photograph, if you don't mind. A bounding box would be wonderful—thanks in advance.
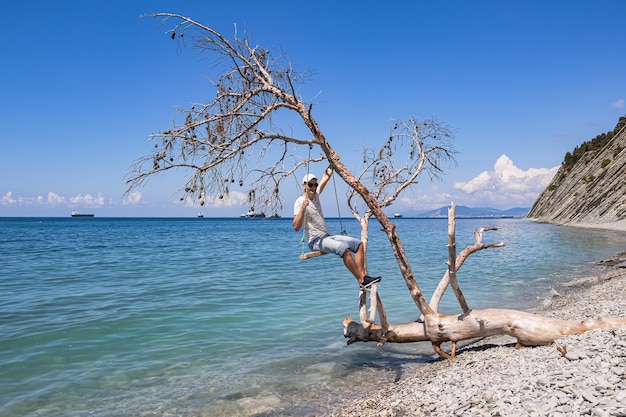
[71,211,94,217]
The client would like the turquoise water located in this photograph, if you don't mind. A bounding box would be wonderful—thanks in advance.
[1,217,625,416]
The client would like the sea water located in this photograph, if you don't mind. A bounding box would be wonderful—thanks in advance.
[1,217,625,416]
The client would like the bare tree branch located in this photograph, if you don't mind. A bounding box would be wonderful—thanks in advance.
[127,13,317,214]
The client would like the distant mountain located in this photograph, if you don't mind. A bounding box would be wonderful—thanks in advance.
[397,206,529,218]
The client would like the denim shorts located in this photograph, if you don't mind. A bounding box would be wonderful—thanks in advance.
[310,234,362,257]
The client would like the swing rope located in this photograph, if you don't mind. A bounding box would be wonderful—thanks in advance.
[298,143,345,259]
[301,142,313,257]
[329,159,347,235]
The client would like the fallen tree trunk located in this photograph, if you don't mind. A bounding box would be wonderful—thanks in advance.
[344,310,626,352]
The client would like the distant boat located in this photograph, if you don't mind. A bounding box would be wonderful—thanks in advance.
[240,207,265,218]
[394,213,403,218]
[71,211,94,217]
[197,212,204,218]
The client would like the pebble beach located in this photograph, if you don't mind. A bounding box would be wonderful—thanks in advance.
[331,250,626,417]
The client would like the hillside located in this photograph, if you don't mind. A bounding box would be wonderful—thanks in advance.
[401,206,529,218]
[526,117,626,229]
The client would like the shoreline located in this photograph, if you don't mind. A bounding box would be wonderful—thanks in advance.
[330,251,626,417]
[525,218,626,234]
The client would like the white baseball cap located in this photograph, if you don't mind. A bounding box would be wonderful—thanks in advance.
[302,173,317,183]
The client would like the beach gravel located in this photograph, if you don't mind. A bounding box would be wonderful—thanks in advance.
[331,253,626,417]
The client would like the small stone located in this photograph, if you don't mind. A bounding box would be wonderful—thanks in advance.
[582,390,599,404]
[593,408,610,417]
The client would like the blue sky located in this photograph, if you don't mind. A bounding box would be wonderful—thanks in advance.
[1,0,624,217]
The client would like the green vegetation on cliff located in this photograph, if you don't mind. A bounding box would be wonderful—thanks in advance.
[562,115,626,171]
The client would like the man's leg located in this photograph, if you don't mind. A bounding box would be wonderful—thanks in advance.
[342,248,365,284]
[354,243,365,274]
[321,236,379,287]
[353,243,381,287]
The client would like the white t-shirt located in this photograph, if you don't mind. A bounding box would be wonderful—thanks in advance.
[294,193,329,245]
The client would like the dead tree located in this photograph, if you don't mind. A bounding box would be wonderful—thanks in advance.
[345,203,626,359]
[126,14,626,360]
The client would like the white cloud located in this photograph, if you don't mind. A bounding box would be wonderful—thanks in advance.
[456,171,491,194]
[212,190,248,208]
[123,191,142,205]
[399,190,454,211]
[47,192,66,205]
[453,154,559,208]
[69,193,105,207]
[612,98,624,108]
[2,191,109,209]
[1,191,42,206]
[1,191,16,205]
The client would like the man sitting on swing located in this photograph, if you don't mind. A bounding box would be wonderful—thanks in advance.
[293,166,382,288]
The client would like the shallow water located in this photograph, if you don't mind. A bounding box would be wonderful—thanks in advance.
[1,217,624,416]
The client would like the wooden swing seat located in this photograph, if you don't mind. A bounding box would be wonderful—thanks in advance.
[298,250,328,260]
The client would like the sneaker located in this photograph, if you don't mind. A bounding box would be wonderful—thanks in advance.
[361,275,381,288]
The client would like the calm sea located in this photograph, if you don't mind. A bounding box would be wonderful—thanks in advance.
[1,217,625,416]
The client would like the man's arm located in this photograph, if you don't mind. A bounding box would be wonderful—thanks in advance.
[318,166,333,194]
[293,197,306,231]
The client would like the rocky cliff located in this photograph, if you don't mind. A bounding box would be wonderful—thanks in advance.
[526,118,626,229]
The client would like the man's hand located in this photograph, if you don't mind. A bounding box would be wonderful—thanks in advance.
[293,198,309,231]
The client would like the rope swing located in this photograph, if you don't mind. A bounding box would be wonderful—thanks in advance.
[300,143,313,259]
[298,144,344,260]
[329,158,347,236]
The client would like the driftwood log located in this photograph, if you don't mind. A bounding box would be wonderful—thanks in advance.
[344,203,626,359]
